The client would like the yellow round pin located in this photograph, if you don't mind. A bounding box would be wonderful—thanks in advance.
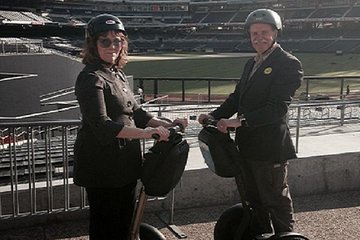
[264,67,272,75]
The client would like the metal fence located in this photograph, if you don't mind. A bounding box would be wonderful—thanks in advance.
[0,38,44,54]
[47,75,360,105]
[135,75,360,103]
[0,99,359,220]
[0,120,81,219]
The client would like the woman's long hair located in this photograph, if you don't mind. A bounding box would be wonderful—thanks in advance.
[116,37,128,69]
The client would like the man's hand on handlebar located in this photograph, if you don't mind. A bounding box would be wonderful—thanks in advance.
[198,114,241,133]
[171,118,188,132]
[216,118,240,133]
[198,114,214,125]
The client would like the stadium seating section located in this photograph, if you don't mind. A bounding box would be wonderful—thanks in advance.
[1,0,360,54]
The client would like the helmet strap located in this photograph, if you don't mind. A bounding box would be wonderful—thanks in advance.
[259,41,277,55]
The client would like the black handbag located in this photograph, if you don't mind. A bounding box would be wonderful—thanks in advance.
[141,133,189,197]
[198,126,242,177]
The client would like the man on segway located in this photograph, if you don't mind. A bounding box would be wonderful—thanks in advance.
[198,8,304,238]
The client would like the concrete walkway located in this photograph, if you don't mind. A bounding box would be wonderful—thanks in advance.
[294,124,360,157]
[0,191,359,240]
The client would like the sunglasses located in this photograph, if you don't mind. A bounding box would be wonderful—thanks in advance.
[97,38,123,48]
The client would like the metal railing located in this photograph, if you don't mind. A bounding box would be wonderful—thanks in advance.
[0,120,81,219]
[135,75,360,102]
[289,99,360,152]
[42,75,360,104]
[0,38,44,54]
[140,99,360,152]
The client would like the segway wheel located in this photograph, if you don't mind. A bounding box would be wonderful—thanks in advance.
[139,223,166,240]
[268,232,310,240]
[214,203,253,240]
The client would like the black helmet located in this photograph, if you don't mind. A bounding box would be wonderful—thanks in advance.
[244,9,282,31]
[87,14,126,37]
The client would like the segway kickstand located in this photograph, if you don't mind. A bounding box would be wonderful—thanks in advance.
[129,136,158,240]
[129,184,147,240]
[157,188,187,239]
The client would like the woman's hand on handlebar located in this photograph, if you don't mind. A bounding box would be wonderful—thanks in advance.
[143,126,170,141]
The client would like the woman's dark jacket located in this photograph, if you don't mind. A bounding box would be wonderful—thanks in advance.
[73,63,153,188]
[211,45,303,163]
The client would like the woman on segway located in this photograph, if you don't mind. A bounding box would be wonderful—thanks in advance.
[198,8,304,238]
[73,14,188,239]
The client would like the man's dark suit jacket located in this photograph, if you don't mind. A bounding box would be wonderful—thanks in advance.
[211,45,303,163]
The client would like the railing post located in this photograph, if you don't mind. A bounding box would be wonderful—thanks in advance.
[30,127,37,214]
[154,79,159,99]
[182,79,185,102]
[80,187,87,209]
[305,78,309,98]
[207,80,211,103]
[340,102,345,126]
[139,79,144,93]
[339,78,345,126]
[45,127,54,212]
[157,105,162,117]
[295,106,301,153]
[1,40,4,54]
[26,127,35,214]
[9,128,19,217]
[339,78,344,99]
[62,126,70,211]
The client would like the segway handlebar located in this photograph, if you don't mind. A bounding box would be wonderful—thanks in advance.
[202,118,217,126]
[202,118,235,132]
[151,124,183,140]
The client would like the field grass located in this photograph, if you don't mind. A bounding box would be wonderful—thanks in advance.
[124,52,360,96]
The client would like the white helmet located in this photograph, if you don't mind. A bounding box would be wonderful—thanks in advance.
[245,9,282,31]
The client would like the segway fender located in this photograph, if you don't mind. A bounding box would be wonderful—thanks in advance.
[139,223,166,240]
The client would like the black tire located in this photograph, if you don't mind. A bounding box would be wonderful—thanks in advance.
[214,203,253,240]
[269,232,310,240]
[139,223,166,240]
[276,238,308,240]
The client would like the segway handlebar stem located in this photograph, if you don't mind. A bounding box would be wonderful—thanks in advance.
[129,124,184,240]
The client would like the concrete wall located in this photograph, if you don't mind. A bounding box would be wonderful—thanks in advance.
[0,54,83,118]
[0,54,134,119]
[288,152,360,196]
[0,74,40,116]
[148,152,360,211]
